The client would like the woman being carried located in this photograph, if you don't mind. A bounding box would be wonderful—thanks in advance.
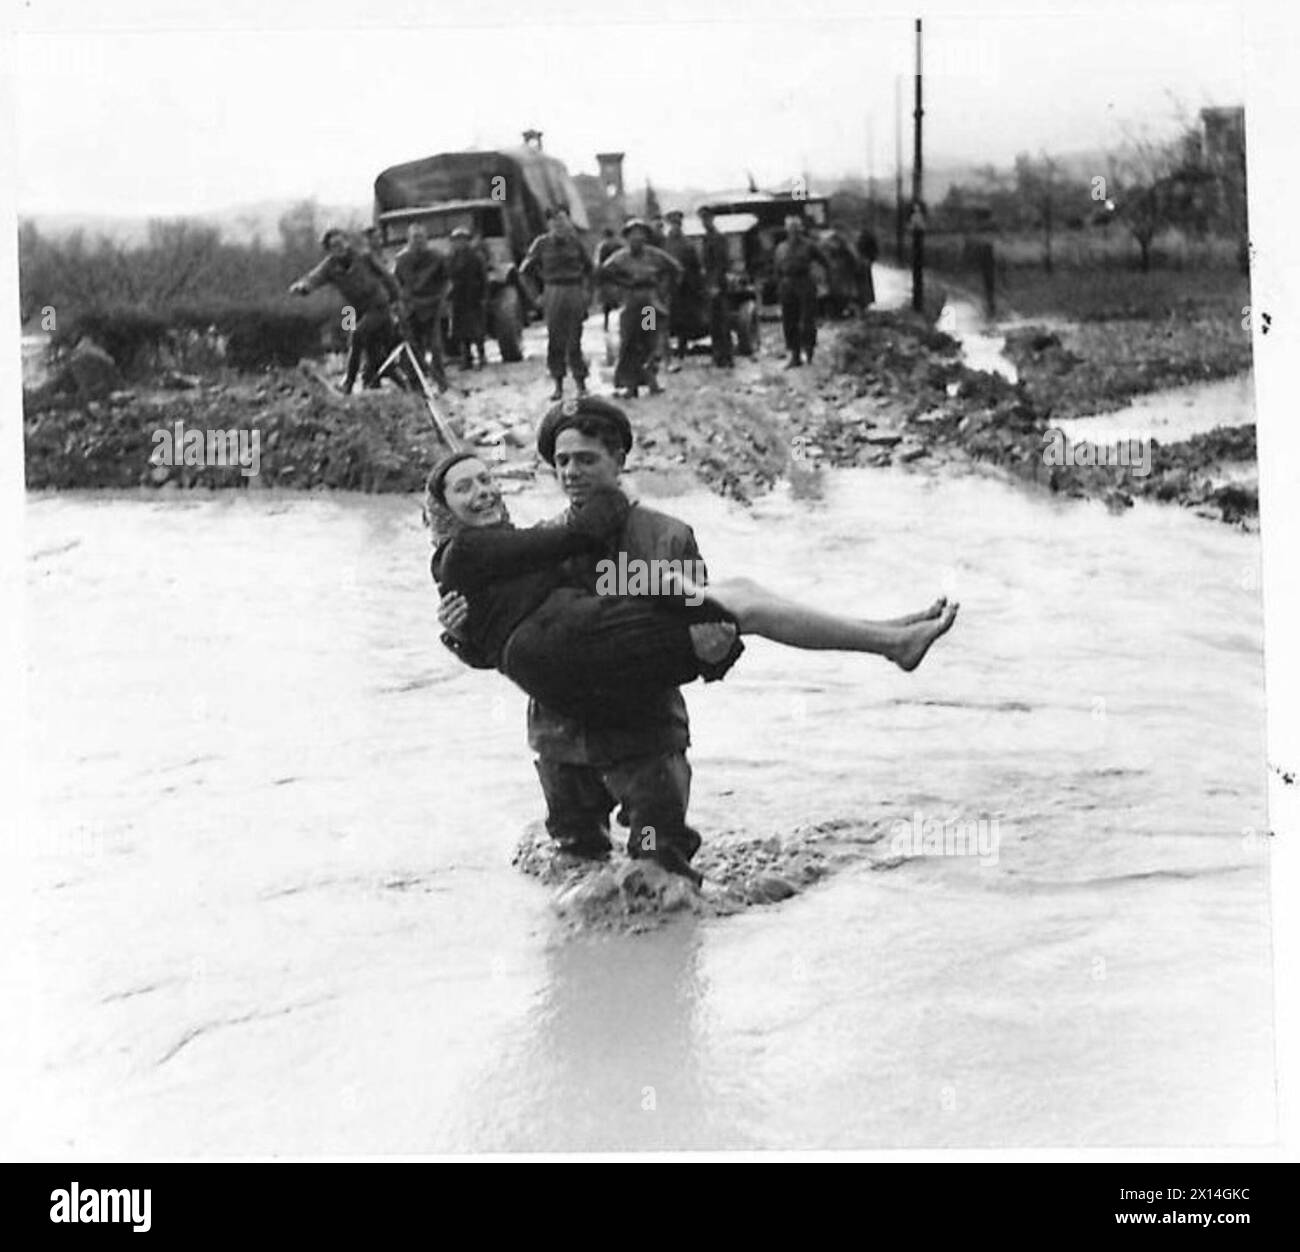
[426,450,959,744]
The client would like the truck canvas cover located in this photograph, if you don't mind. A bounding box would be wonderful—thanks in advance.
[373,147,590,239]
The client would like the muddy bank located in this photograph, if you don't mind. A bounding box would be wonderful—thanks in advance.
[21,341,792,499]
[1001,320,1253,421]
[799,311,1257,525]
[23,307,1256,525]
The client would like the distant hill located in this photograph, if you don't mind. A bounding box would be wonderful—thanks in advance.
[20,149,1115,245]
[22,200,370,248]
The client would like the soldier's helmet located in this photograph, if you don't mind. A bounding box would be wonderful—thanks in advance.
[621,218,651,238]
[450,227,472,240]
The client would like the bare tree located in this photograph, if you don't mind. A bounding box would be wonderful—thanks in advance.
[1014,151,1061,272]
[1109,124,1187,272]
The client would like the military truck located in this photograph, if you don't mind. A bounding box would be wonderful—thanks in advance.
[373,146,590,362]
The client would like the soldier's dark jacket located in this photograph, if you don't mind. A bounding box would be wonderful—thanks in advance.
[662,230,702,281]
[773,235,830,285]
[443,501,702,764]
[599,245,683,315]
[298,251,400,313]
[701,230,730,288]
[521,232,594,286]
[394,245,450,317]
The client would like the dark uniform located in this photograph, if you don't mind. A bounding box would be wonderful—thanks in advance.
[661,224,702,360]
[595,232,622,331]
[394,243,450,390]
[600,244,683,395]
[773,232,830,365]
[520,230,593,390]
[447,240,488,366]
[857,227,878,306]
[700,224,734,366]
[442,503,712,866]
[295,250,402,391]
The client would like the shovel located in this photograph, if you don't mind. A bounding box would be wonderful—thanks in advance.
[377,339,461,451]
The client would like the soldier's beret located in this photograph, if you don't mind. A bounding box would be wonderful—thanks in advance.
[536,396,634,465]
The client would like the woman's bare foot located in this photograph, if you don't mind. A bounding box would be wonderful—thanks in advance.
[891,602,960,672]
[905,595,948,624]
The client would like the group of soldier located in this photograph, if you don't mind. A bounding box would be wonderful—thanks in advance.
[289,223,491,395]
[292,204,878,401]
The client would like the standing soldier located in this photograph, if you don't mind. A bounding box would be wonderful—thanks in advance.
[594,227,622,332]
[773,215,830,368]
[393,222,450,393]
[447,226,488,369]
[520,206,594,401]
[661,209,702,367]
[599,218,683,399]
[290,227,405,394]
[857,224,879,306]
[698,207,734,368]
[361,226,386,265]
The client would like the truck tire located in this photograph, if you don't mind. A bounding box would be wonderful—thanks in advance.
[494,286,524,362]
[734,300,760,357]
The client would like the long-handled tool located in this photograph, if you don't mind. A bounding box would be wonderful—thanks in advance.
[377,339,461,451]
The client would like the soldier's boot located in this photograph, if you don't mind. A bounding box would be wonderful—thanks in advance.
[549,376,564,402]
[784,353,802,369]
[574,376,588,398]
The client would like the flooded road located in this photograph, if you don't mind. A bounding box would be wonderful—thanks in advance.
[17,456,1274,1154]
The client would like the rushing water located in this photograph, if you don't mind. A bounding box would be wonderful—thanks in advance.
[1054,374,1256,445]
[17,454,1273,1154]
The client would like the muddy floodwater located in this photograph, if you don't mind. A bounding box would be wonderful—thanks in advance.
[18,456,1273,1154]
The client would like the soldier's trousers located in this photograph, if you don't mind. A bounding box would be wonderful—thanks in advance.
[543,283,589,381]
[406,304,448,390]
[779,280,818,359]
[345,308,398,390]
[708,290,733,365]
[535,751,699,859]
[614,297,660,390]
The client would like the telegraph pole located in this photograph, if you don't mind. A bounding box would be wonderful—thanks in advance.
[867,114,875,230]
[894,75,904,260]
[911,18,925,312]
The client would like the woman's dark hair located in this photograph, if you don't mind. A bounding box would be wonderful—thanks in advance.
[425,450,480,508]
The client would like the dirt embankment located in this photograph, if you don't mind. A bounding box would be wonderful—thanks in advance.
[796,313,1257,525]
[23,307,1256,525]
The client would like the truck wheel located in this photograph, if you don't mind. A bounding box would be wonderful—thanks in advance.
[494,286,524,362]
[734,300,760,357]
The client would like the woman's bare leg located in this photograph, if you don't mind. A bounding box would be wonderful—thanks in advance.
[687,576,959,672]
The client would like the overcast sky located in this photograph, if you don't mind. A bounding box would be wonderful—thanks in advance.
[8,0,1249,217]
